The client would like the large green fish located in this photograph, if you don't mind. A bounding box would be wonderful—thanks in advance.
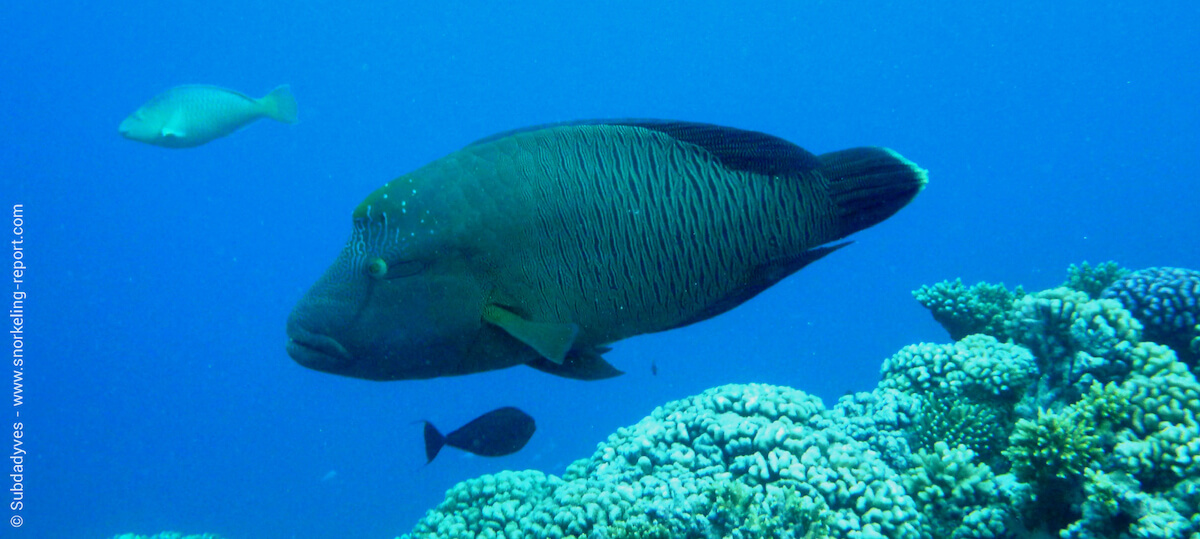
[287,120,927,381]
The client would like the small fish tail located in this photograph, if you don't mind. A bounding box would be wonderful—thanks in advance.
[817,147,928,236]
[261,84,299,124]
[423,421,446,463]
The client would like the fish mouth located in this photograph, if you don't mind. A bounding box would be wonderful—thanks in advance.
[286,327,353,372]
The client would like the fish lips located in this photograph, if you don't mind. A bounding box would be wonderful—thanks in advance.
[117,117,137,138]
[286,323,354,374]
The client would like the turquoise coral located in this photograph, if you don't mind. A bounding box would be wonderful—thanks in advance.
[913,279,1024,341]
[902,441,1013,539]
[1004,287,1144,408]
[1060,469,1194,539]
[1003,406,1102,484]
[914,390,1010,464]
[880,335,1035,464]
[402,264,1200,539]
[878,335,1037,400]
[1063,261,1130,299]
[403,383,925,539]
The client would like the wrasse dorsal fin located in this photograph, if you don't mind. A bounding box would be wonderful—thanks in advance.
[466,119,822,176]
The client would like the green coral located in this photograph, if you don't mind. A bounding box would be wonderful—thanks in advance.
[903,442,1011,539]
[881,336,1035,465]
[704,480,833,538]
[1061,469,1194,539]
[601,517,673,539]
[1002,404,1105,533]
[1120,343,1200,439]
[1004,406,1102,485]
[999,337,1199,536]
[913,279,1024,341]
[1107,343,1200,491]
[1074,381,1134,443]
[1063,261,1130,299]
[915,391,1010,464]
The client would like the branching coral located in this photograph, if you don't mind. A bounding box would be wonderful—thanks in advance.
[913,279,1024,341]
[903,441,1011,539]
[1063,261,1130,299]
[1004,406,1102,485]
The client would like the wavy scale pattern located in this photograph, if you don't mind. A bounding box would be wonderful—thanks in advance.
[444,124,839,346]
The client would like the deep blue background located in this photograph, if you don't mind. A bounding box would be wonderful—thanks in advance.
[4,1,1198,537]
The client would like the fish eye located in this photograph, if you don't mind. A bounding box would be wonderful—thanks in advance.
[365,257,427,280]
[366,257,389,279]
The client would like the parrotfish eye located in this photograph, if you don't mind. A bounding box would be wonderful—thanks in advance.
[366,257,389,279]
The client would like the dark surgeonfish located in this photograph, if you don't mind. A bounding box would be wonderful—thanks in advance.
[423,407,536,463]
[287,119,927,381]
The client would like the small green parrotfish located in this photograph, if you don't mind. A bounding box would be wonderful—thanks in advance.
[119,84,298,148]
[286,120,928,381]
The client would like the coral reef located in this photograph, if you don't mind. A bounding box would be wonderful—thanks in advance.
[902,441,1017,539]
[1102,266,1200,366]
[913,279,1024,341]
[401,263,1200,539]
[404,383,925,538]
[1063,261,1130,299]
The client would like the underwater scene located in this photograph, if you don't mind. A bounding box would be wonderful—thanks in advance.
[5,1,1199,538]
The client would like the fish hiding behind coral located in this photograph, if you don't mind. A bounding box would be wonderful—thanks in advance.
[119,84,298,148]
[287,119,928,382]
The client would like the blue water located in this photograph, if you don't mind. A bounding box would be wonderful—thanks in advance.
[5,1,1199,537]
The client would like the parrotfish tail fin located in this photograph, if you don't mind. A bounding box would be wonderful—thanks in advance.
[261,85,299,124]
[817,147,928,236]
[423,421,446,464]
